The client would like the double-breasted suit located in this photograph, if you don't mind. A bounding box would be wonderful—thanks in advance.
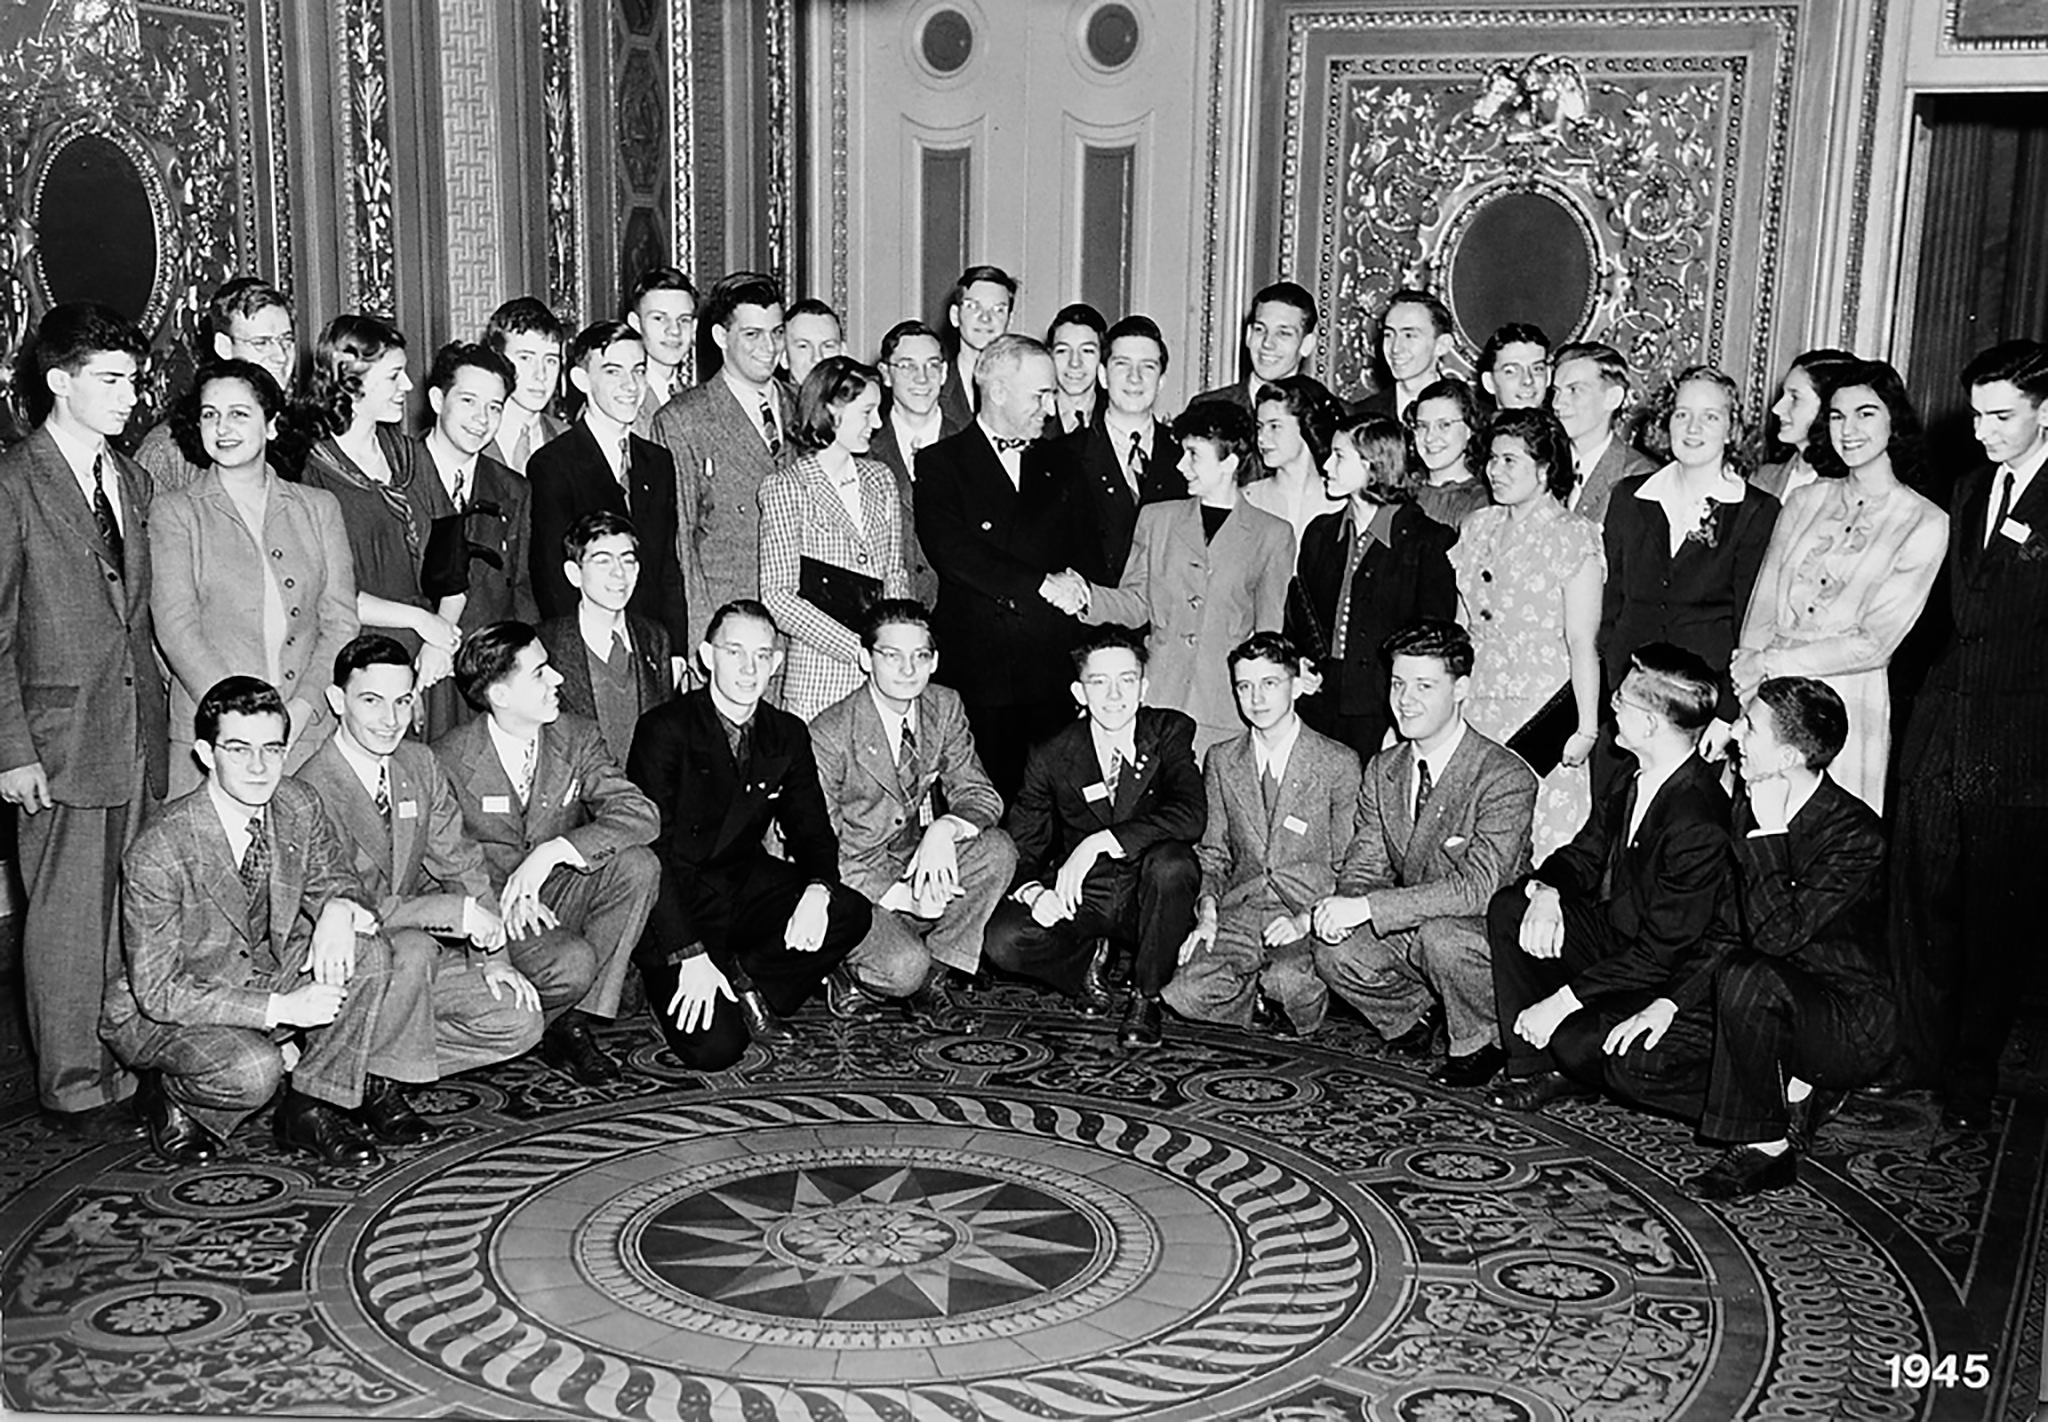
[1051,416,1186,586]
[0,426,169,1112]
[527,421,691,650]
[869,407,967,607]
[1162,724,1361,1032]
[1317,726,1537,1055]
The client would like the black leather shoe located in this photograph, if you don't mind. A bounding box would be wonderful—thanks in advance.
[136,1072,220,1166]
[1383,1007,1440,1059]
[1488,1070,1594,1113]
[42,1098,149,1143]
[1789,1088,1847,1151]
[1941,1095,1995,1131]
[542,1012,623,1084]
[1119,994,1164,1049]
[1073,939,1113,1018]
[825,967,886,1022]
[907,971,975,1034]
[276,1091,382,1168]
[355,1075,437,1145]
[1431,1043,1506,1089]
[1685,1145,1799,1200]
[738,989,797,1046]
[1250,993,1298,1038]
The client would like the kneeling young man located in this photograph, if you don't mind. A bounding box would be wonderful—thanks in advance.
[627,600,872,1069]
[104,678,394,1168]
[1312,619,1537,1083]
[435,621,662,1084]
[1164,632,1360,1038]
[983,627,1204,1048]
[809,600,1017,1032]
[299,635,544,1144]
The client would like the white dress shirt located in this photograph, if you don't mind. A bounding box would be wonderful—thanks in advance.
[1627,757,1686,844]
[45,419,123,533]
[1410,717,1468,814]
[1987,439,2048,546]
[1252,713,1304,786]
[1635,462,1748,558]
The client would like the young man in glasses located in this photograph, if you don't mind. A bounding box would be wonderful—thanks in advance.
[868,321,966,606]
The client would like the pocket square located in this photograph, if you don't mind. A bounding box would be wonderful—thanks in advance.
[1444,835,1468,849]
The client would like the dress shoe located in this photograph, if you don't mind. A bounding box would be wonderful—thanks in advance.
[1685,1144,1799,1200]
[1073,939,1113,1018]
[542,1011,623,1084]
[738,988,797,1046]
[1856,1075,1910,1100]
[1119,994,1165,1049]
[275,1091,382,1168]
[907,971,975,1034]
[1383,1007,1440,1060]
[136,1072,220,1166]
[1249,993,1298,1038]
[1488,1070,1594,1113]
[1941,1095,1995,1131]
[1788,1088,1847,1151]
[355,1075,437,1145]
[1431,1043,1506,1089]
[824,966,886,1022]
[42,1099,148,1143]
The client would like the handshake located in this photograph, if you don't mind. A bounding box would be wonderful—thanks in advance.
[1039,568,1091,617]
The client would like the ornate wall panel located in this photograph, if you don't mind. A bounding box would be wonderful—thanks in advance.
[615,2,668,318]
[0,0,289,432]
[436,0,502,337]
[540,0,583,320]
[331,0,392,315]
[1264,3,1805,412]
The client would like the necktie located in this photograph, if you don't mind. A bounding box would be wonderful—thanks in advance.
[617,438,632,492]
[897,719,917,772]
[1261,764,1281,819]
[1600,777,1641,902]
[90,452,123,569]
[373,761,392,820]
[1987,468,2014,549]
[452,465,469,511]
[611,629,631,667]
[515,736,537,805]
[1414,757,1434,823]
[1125,430,1145,500]
[760,398,782,458]
[1105,748,1124,800]
[734,719,754,785]
[511,421,534,474]
[240,811,272,948]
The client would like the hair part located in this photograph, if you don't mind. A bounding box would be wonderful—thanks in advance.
[971,333,1049,394]
[308,313,406,437]
[1486,407,1575,501]
[1379,618,1475,678]
[1254,374,1344,468]
[860,597,936,652]
[207,277,291,341]
[453,620,542,712]
[1335,413,1419,502]
[1753,675,1848,771]
[563,509,640,563]
[1404,375,1486,483]
[484,296,568,350]
[1227,630,1303,677]
[1173,399,1256,472]
[1071,623,1149,675]
[1380,287,1454,341]
[1249,280,1318,334]
[791,356,884,454]
[333,632,415,689]
[195,675,287,747]
[1626,642,1719,733]
[1104,314,1170,374]
[171,359,286,468]
[1962,339,2048,402]
[1478,322,1552,375]
[705,597,780,645]
[1806,358,1924,487]
[878,319,943,366]
[1046,303,1107,346]
[623,265,698,318]
[425,340,516,399]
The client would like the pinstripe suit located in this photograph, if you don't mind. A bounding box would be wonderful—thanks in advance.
[759,452,911,721]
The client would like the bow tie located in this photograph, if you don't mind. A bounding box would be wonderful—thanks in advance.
[993,437,1029,453]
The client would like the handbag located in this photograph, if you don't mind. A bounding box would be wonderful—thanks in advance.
[1505,682,1577,776]
[419,503,506,601]
[799,555,883,630]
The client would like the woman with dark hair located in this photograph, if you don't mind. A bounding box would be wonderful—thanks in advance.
[298,315,463,717]
[757,354,910,720]
[1246,374,1345,548]
[1735,359,1947,810]
[1755,348,1859,502]
[1449,408,1604,856]
[153,360,359,791]
[1601,365,1779,759]
[1404,376,1491,529]
[1289,412,1457,758]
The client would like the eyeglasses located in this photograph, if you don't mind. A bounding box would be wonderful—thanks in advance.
[888,359,944,378]
[213,741,289,765]
[1412,418,1467,437]
[1494,361,1550,383]
[872,646,937,670]
[234,335,294,354]
[959,297,1011,320]
[1609,689,1654,717]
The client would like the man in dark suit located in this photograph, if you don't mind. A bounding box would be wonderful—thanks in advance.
[623,266,700,436]
[1047,303,1106,436]
[914,333,1081,801]
[481,297,570,475]
[1547,341,1655,525]
[1485,643,1740,1113]
[1892,340,2048,1128]
[626,599,872,1069]
[528,320,690,667]
[1681,677,1894,1198]
[983,628,1204,1028]
[1353,289,1454,421]
[870,321,966,606]
[1312,620,1537,1086]
[104,678,394,1167]
[0,302,169,1138]
[536,511,675,768]
[1053,315,1186,587]
[1476,323,1552,412]
[436,622,662,1085]
[1189,281,1319,413]
[936,264,1017,426]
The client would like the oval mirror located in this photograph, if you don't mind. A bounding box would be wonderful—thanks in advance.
[33,131,160,324]
[1447,188,1593,348]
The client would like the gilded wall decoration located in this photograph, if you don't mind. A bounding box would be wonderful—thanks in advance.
[333,0,393,316]
[436,0,503,337]
[618,48,663,194]
[0,0,289,434]
[540,0,581,319]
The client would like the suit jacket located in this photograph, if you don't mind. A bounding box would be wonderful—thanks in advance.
[1534,752,1741,1010]
[105,778,362,1037]
[537,613,673,740]
[626,687,840,956]
[526,420,690,648]
[484,410,568,476]
[1051,416,1186,586]
[915,423,1084,708]
[809,681,1005,897]
[430,712,658,888]
[937,360,975,430]
[1601,471,1779,718]
[652,375,796,647]
[421,442,537,629]
[1572,437,1656,527]
[869,405,968,606]
[1083,498,1293,743]
[0,427,168,804]
[297,736,491,938]
[1289,501,1457,735]
[133,419,209,498]
[1731,775,1889,1006]
[1005,707,1206,884]
[758,451,912,719]
[1902,459,2048,803]
[1197,725,1361,914]
[1343,724,1537,931]
[1188,380,1254,413]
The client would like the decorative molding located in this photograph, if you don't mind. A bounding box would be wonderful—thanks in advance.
[1196,0,1230,381]
[539,0,580,318]
[1939,0,2048,53]
[1838,0,1886,343]
[828,0,849,315]
[765,0,796,285]
[334,0,393,315]
[436,0,499,337]
[668,0,697,279]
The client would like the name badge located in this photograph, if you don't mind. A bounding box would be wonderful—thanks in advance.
[2001,518,2032,545]
[397,800,420,820]
[1283,814,1308,835]
[563,776,579,802]
[1083,782,1110,802]
[481,794,512,814]
[917,794,934,828]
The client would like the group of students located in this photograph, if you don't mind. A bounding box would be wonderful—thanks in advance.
[3,257,2043,1202]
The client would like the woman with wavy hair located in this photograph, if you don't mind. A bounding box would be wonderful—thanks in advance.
[299,315,463,717]
[1735,359,1947,810]
[1245,374,1345,549]
[757,355,911,721]
[1403,375,1492,530]
[1754,348,1858,502]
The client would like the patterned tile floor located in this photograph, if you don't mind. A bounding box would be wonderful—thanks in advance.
[0,981,2042,1420]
